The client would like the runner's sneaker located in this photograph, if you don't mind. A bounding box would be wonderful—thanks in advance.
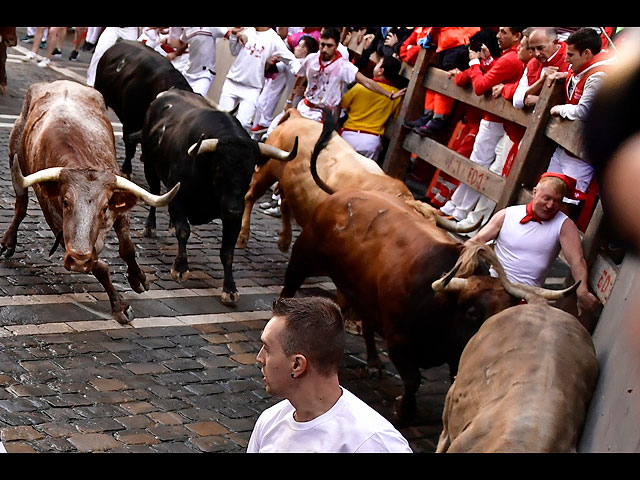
[51,48,62,58]
[21,51,36,61]
[69,50,79,61]
[37,57,51,68]
[250,124,268,133]
[259,199,278,209]
[264,206,281,218]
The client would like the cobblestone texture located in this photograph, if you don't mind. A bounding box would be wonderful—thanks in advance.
[0,29,453,453]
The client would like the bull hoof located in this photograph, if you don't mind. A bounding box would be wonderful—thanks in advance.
[142,226,156,238]
[129,272,149,293]
[220,291,240,306]
[394,394,417,424]
[171,268,190,283]
[1,245,15,258]
[236,234,248,249]
[114,305,135,325]
[0,85,7,95]
[366,359,385,378]
[277,237,291,253]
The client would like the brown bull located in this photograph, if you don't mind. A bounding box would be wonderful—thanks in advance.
[3,80,179,324]
[237,108,473,252]
[436,303,599,453]
[279,183,575,423]
[0,27,17,94]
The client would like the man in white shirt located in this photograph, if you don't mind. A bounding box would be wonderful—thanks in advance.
[287,27,405,122]
[464,172,600,317]
[220,27,300,130]
[248,296,412,453]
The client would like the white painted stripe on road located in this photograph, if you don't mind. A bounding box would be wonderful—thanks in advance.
[0,282,336,336]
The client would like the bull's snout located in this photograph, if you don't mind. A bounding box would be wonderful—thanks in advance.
[64,251,96,273]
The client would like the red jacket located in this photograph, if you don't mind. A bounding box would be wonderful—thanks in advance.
[454,44,524,131]
[399,27,430,66]
[525,42,570,86]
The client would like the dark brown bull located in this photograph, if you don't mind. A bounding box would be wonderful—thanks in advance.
[0,27,17,94]
[3,80,179,324]
[280,121,578,423]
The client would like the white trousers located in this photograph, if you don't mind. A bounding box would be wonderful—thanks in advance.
[341,130,382,161]
[86,27,139,87]
[547,146,594,204]
[255,70,294,127]
[219,78,262,130]
[184,71,214,97]
[441,119,506,221]
[296,100,324,122]
[459,134,516,234]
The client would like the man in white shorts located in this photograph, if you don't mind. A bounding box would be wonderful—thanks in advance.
[86,27,139,87]
[465,172,600,317]
[248,296,412,453]
[286,27,405,122]
[220,27,300,130]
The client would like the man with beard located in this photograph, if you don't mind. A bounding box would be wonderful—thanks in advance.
[287,27,406,122]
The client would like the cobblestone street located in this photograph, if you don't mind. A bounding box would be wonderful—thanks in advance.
[0,29,451,453]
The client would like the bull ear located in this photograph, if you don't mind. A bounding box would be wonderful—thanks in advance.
[109,191,138,211]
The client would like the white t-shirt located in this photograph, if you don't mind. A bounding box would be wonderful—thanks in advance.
[247,387,412,453]
[226,27,300,89]
[298,51,359,109]
[180,27,228,77]
[493,204,568,286]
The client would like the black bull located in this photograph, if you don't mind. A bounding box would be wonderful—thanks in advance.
[94,39,193,177]
[138,89,298,306]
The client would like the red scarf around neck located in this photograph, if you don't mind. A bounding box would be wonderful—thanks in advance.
[520,202,544,224]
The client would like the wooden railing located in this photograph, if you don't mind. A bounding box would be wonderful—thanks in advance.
[375,47,617,305]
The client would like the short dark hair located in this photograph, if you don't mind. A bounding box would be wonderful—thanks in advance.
[298,35,319,54]
[508,27,527,36]
[272,296,345,376]
[566,27,602,55]
[380,55,401,82]
[320,27,341,45]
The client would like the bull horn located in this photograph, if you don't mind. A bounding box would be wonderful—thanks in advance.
[432,262,464,292]
[435,215,484,234]
[188,137,219,157]
[115,176,181,207]
[258,136,298,161]
[491,256,581,301]
[11,157,63,190]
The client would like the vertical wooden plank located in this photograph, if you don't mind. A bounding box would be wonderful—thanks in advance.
[382,48,432,179]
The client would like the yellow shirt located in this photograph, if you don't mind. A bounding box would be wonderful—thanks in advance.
[340,80,402,135]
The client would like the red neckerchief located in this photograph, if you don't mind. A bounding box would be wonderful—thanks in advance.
[318,51,342,72]
[520,202,544,224]
[373,77,395,87]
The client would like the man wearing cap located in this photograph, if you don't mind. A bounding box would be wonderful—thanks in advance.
[464,172,600,316]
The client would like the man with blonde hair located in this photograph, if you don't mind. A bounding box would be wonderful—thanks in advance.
[465,172,600,316]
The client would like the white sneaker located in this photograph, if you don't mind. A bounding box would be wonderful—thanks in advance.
[37,58,51,68]
[264,206,281,218]
[22,51,36,61]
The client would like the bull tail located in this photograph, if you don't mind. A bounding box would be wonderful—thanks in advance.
[125,130,142,145]
[309,107,339,195]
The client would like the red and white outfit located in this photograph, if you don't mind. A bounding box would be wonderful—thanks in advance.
[440,44,524,223]
[547,49,617,203]
[493,203,568,286]
[296,50,359,122]
[178,27,228,96]
[220,28,300,130]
